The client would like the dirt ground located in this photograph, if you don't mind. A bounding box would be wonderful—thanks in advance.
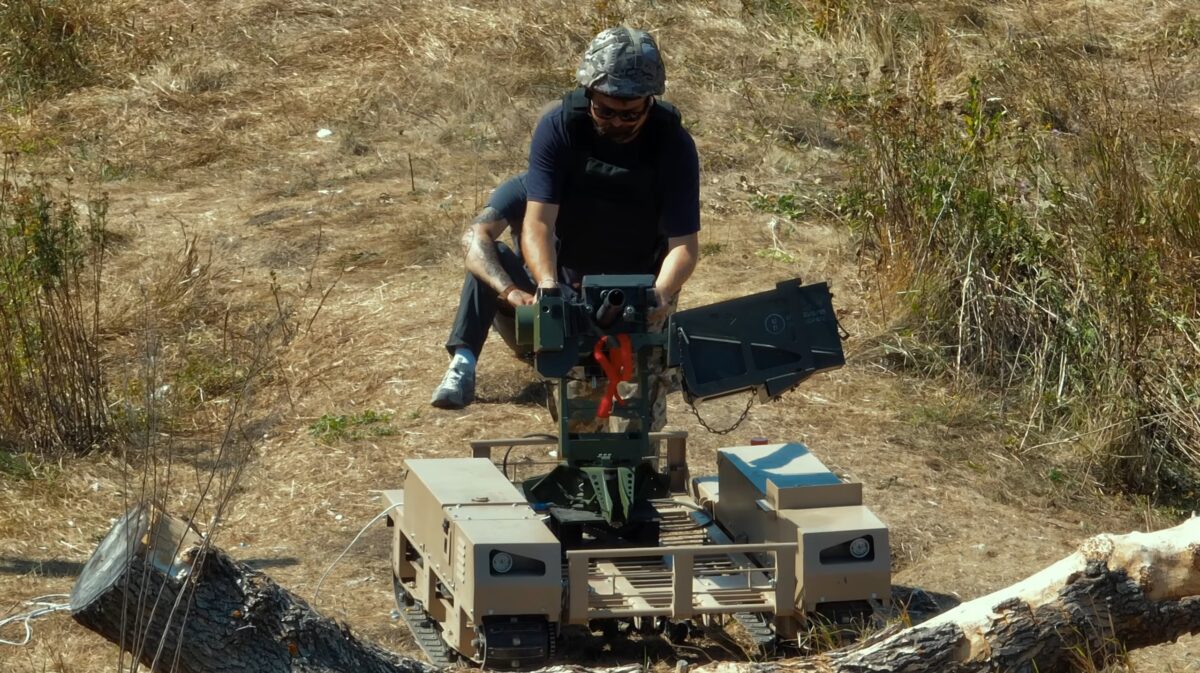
[2,1,1199,671]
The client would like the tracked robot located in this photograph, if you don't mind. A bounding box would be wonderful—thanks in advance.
[379,277,889,668]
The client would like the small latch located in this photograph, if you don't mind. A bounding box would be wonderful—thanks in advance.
[754,498,776,514]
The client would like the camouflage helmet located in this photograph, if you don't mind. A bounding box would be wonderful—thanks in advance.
[576,26,666,98]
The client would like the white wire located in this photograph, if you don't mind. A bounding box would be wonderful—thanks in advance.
[310,502,403,608]
[0,594,72,647]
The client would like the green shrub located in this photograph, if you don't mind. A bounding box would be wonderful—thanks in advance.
[0,157,110,457]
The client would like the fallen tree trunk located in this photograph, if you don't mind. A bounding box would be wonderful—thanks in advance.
[71,505,1200,673]
[70,504,436,673]
[809,516,1200,673]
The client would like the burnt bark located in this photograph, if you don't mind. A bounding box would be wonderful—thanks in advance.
[69,504,436,673]
[72,506,1200,673]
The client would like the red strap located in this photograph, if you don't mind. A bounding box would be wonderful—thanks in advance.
[592,334,634,419]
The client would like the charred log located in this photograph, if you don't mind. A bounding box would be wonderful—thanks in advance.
[69,504,436,673]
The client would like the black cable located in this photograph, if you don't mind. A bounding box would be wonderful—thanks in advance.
[502,433,558,481]
[501,444,516,481]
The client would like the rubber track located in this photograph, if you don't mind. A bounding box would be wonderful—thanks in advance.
[394,579,460,668]
[732,611,777,655]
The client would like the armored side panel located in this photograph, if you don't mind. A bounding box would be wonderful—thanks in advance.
[399,459,561,660]
[711,444,890,616]
[668,279,844,402]
[776,501,889,614]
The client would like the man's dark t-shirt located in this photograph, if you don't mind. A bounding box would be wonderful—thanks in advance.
[524,101,700,274]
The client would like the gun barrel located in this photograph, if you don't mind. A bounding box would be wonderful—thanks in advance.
[594,289,625,328]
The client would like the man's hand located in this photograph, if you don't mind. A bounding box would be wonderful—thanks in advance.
[505,288,536,307]
[649,233,699,324]
[649,286,673,323]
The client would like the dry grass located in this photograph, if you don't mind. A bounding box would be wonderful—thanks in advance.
[835,1,1200,504]
[1,1,1199,671]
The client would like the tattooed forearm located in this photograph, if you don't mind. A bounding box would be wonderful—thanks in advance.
[469,236,512,294]
[463,207,514,295]
[461,207,497,252]
[473,207,503,227]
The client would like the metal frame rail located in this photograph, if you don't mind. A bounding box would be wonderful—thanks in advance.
[564,542,797,625]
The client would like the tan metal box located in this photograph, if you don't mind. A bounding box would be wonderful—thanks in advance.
[398,458,561,657]
[714,443,889,615]
[779,505,890,612]
[715,443,841,544]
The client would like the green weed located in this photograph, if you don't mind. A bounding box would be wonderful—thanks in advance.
[0,449,61,484]
[589,0,624,35]
[176,351,246,404]
[755,248,798,264]
[1,0,173,107]
[741,0,806,26]
[907,396,993,431]
[741,0,867,36]
[808,81,871,115]
[309,410,396,442]
[0,450,35,479]
[750,193,808,220]
[804,0,867,39]
[1157,9,1200,57]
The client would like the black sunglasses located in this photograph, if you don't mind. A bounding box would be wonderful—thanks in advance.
[590,97,652,122]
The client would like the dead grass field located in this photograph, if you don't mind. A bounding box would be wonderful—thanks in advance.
[2,1,1199,671]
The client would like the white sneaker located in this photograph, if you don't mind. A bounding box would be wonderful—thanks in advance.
[430,356,476,409]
